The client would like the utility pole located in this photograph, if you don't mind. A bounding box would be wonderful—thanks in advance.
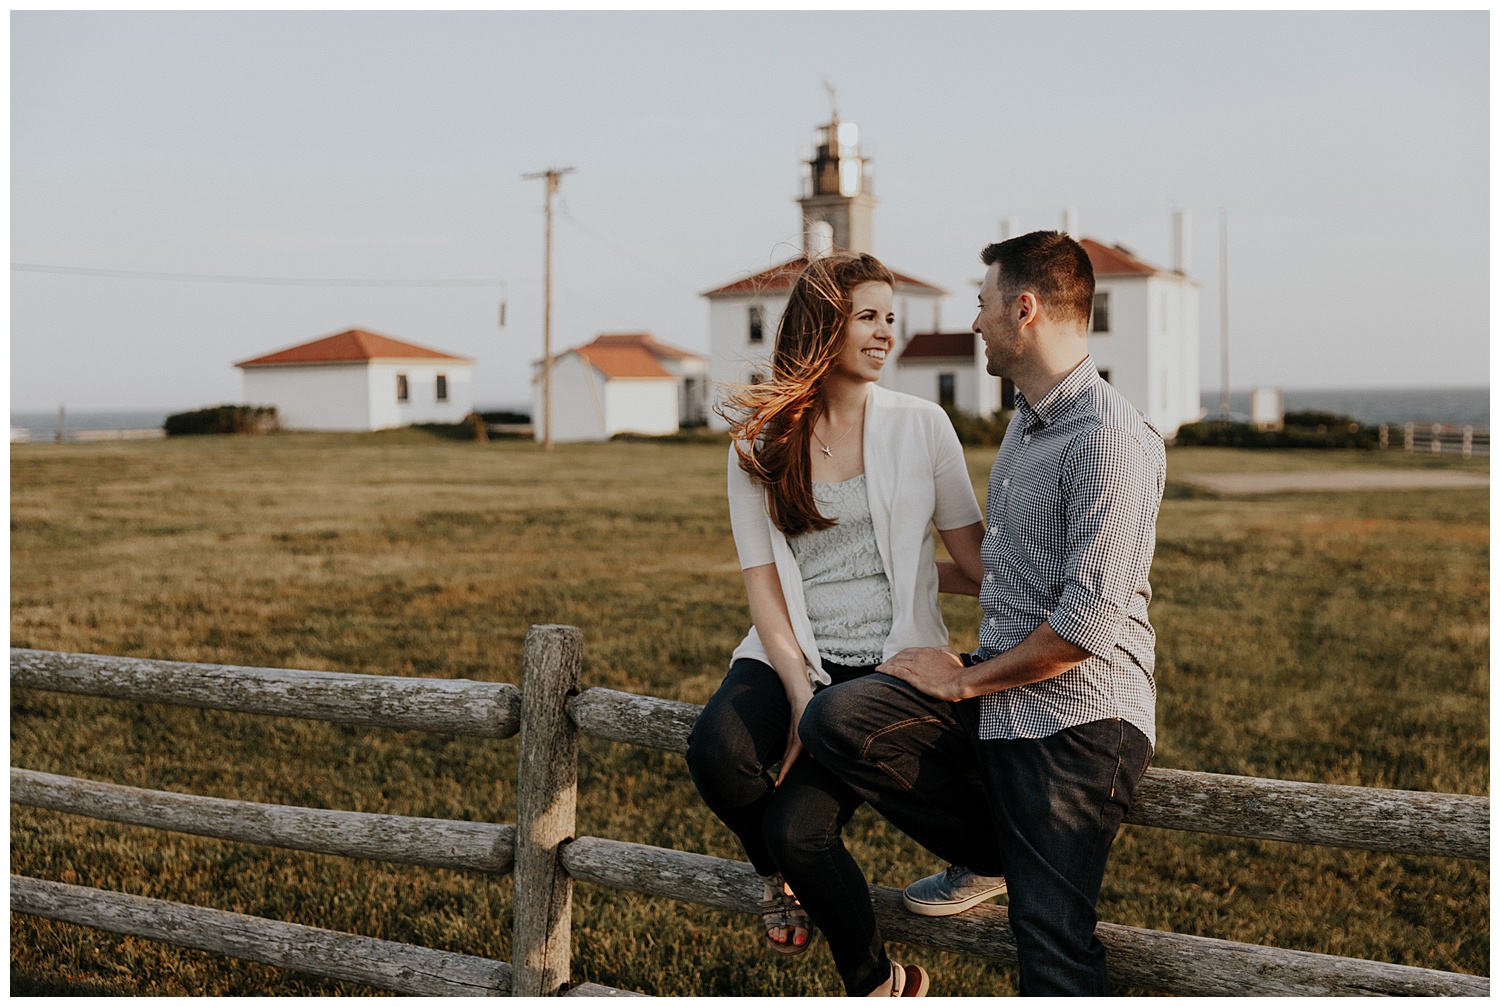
[522,166,575,451]
[1219,209,1230,420]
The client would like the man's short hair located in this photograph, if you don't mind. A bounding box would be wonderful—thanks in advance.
[980,231,1095,327]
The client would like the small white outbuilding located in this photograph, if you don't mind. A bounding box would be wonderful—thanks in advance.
[236,329,473,431]
[892,331,1006,417]
[532,333,705,443]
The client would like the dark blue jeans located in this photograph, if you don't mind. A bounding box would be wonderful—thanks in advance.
[800,671,1152,996]
[686,657,891,996]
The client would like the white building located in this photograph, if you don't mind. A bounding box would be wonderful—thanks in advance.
[532,332,705,443]
[235,329,473,431]
[704,114,946,431]
[892,331,1006,417]
[885,223,1203,438]
[1079,235,1201,436]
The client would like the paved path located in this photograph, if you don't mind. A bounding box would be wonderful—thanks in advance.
[1176,469,1490,495]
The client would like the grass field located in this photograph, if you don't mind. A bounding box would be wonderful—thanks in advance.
[10,433,1489,995]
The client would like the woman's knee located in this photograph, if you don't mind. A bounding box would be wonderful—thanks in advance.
[687,700,767,802]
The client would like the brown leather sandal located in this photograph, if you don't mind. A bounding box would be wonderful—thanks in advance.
[757,873,812,956]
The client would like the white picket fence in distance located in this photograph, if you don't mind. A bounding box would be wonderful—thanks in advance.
[8,631,1491,997]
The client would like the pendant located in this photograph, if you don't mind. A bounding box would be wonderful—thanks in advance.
[820,445,832,458]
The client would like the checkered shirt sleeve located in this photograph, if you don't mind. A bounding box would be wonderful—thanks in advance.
[1050,427,1163,658]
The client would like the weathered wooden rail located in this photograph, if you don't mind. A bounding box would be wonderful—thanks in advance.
[9,633,1491,996]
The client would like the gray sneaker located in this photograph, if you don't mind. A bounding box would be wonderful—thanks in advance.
[901,865,1007,917]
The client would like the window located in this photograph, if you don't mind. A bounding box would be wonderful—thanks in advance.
[396,373,409,402]
[1091,292,1110,333]
[435,374,448,402]
[1097,368,1112,384]
[938,373,956,409]
[749,371,767,385]
[748,305,764,344]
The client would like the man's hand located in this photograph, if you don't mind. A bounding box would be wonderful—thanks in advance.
[877,646,971,702]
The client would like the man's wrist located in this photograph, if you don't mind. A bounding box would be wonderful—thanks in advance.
[954,655,1002,701]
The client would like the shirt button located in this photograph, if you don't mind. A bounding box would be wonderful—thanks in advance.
[1002,479,1010,488]
[988,617,999,627]
[984,572,993,582]
[1023,434,1031,444]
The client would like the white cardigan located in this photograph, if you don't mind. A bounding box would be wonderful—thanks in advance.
[728,385,983,686]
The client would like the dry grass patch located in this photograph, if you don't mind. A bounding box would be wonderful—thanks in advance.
[10,434,1488,994]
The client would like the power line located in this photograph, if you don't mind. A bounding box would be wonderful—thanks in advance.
[11,263,504,288]
[554,202,697,294]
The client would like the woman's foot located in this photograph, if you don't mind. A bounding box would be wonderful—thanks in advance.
[868,962,930,997]
[757,873,811,955]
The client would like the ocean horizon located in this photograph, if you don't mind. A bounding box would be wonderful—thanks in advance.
[1198,386,1488,428]
[11,387,1490,434]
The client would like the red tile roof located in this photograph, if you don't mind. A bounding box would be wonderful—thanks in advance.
[702,255,945,297]
[573,344,674,379]
[589,332,703,361]
[236,329,470,367]
[898,331,975,362]
[1080,239,1158,276]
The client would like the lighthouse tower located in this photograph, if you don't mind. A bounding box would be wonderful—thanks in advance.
[701,114,945,431]
[798,113,876,256]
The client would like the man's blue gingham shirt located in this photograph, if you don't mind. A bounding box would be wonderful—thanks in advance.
[975,356,1166,745]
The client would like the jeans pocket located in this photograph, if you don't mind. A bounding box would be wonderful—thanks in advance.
[859,716,946,791]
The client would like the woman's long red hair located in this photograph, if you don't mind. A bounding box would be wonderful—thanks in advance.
[717,252,895,536]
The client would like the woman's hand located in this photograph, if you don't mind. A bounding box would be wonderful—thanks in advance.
[775,686,813,787]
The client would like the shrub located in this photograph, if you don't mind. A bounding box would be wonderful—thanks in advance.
[943,407,1011,446]
[480,410,530,424]
[1173,410,1378,450]
[164,405,279,436]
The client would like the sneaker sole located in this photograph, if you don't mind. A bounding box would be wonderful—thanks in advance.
[901,884,1007,917]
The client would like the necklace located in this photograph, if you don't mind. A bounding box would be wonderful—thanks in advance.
[811,417,858,458]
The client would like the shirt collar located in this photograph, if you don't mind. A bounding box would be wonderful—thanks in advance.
[1012,355,1099,428]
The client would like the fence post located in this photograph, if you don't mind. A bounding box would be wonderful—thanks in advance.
[1404,422,1415,451]
[1463,425,1473,459]
[513,624,583,996]
[1378,423,1388,450]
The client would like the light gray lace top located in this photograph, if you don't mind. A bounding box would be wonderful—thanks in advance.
[786,473,894,666]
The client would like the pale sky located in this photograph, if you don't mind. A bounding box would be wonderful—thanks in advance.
[11,11,1489,413]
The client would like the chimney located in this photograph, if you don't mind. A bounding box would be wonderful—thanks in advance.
[1062,207,1078,238]
[999,216,1020,242]
[1172,209,1192,274]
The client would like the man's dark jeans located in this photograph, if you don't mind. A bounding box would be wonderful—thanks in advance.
[800,672,1152,996]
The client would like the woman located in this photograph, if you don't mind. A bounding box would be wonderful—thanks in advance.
[686,252,986,997]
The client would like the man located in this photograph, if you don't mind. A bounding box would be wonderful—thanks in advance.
[800,231,1165,995]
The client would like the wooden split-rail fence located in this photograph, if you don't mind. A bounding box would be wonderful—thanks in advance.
[9,628,1491,996]
[1378,421,1490,457]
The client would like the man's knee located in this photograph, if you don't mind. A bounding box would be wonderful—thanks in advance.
[798,677,878,765]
